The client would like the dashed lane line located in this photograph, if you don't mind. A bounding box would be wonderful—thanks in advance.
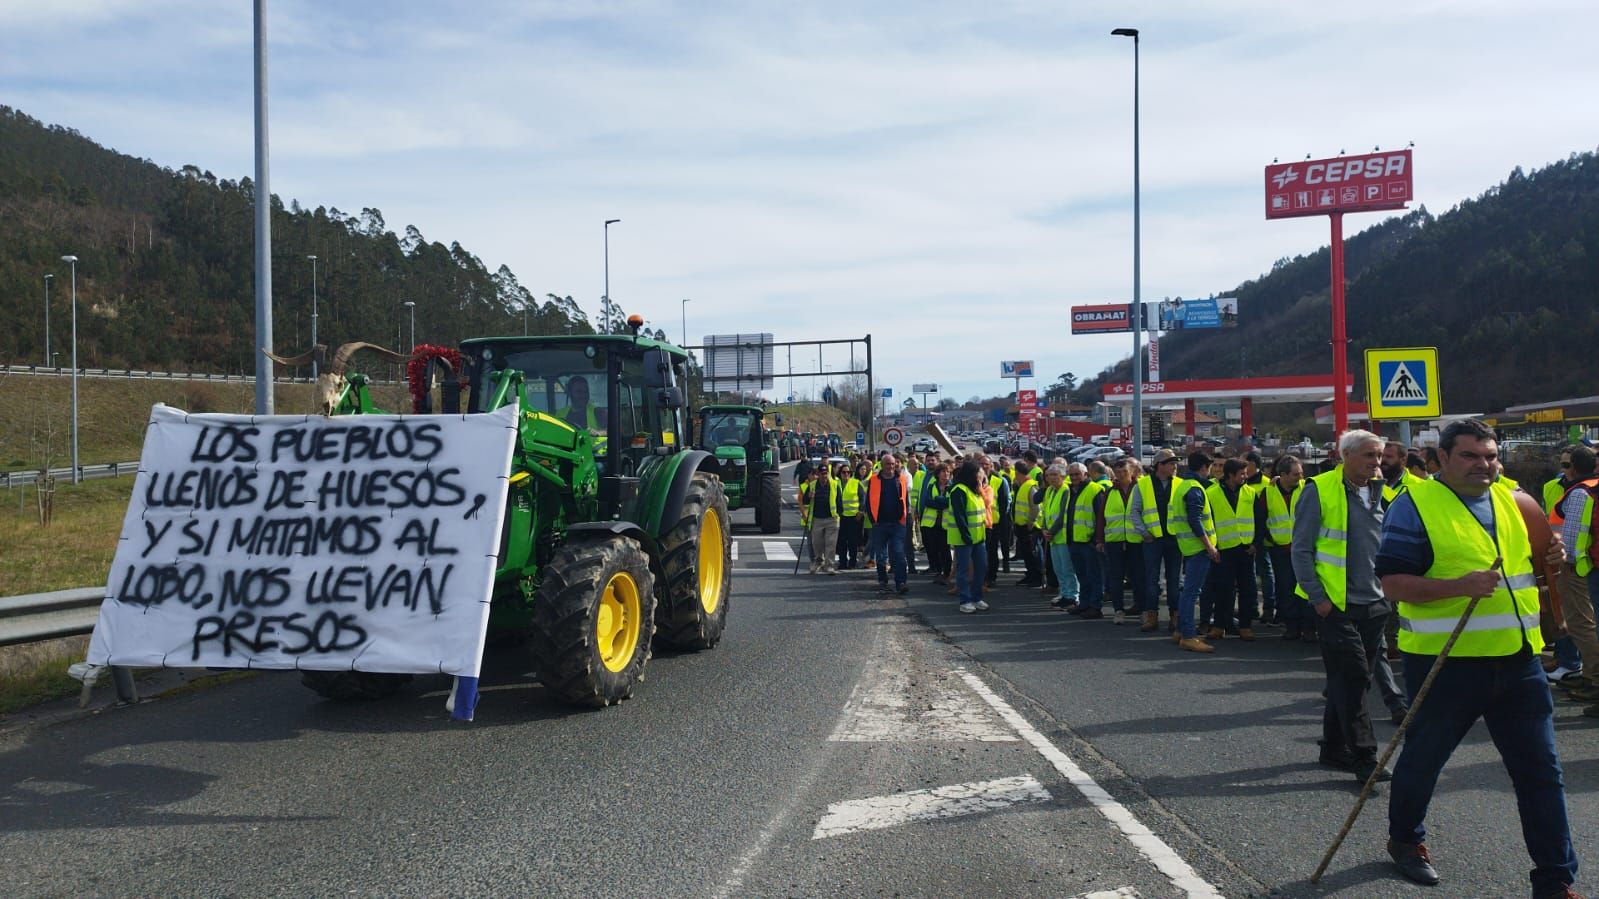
[761,540,798,562]
[956,669,1224,899]
[811,774,1050,840]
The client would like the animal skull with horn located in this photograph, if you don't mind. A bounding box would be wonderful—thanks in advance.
[261,341,413,415]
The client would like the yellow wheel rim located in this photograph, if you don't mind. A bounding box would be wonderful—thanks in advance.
[597,572,642,673]
[698,509,725,615]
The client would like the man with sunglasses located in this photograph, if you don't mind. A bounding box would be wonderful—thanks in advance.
[1375,418,1575,896]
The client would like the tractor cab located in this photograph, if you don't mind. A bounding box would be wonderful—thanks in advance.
[693,403,781,532]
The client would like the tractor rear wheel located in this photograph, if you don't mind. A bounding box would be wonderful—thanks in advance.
[301,671,413,701]
[531,536,656,707]
[656,471,732,650]
[756,470,782,533]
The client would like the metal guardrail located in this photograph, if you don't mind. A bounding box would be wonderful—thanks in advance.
[0,362,401,386]
[0,586,104,648]
[1,461,141,490]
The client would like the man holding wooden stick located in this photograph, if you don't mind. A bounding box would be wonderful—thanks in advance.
[1375,418,1578,897]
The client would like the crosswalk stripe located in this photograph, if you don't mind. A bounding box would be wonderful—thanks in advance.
[730,542,738,560]
[762,541,797,561]
[811,775,1049,840]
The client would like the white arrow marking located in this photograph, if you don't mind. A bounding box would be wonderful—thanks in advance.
[812,775,1049,839]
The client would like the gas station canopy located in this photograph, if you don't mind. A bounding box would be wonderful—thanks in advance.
[1101,375,1355,408]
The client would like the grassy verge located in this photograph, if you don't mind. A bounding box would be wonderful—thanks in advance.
[0,477,133,596]
[0,637,88,715]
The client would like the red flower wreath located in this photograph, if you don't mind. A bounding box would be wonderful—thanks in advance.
[406,344,465,413]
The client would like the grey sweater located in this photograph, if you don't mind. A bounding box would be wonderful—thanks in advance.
[1291,477,1386,607]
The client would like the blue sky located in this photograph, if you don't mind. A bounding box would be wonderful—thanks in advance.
[3,0,1596,406]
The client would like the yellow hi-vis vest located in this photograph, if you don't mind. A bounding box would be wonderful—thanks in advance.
[801,479,843,526]
[1205,482,1255,550]
[946,483,987,546]
[1136,474,1173,538]
[1549,479,1599,576]
[1040,483,1070,545]
[1381,470,1428,504]
[841,477,862,518]
[1168,478,1214,557]
[910,469,927,516]
[920,482,946,528]
[1263,480,1303,546]
[1398,480,1542,657]
[1293,469,1354,609]
[1072,481,1107,542]
[1102,485,1140,543]
[987,474,1006,526]
[1544,477,1569,513]
[1013,474,1040,526]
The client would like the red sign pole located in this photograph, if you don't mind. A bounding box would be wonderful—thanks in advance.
[1329,212,1348,436]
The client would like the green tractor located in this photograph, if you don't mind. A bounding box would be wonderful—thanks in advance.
[307,326,731,708]
[694,404,783,534]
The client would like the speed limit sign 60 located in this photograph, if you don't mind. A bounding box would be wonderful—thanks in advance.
[883,427,904,446]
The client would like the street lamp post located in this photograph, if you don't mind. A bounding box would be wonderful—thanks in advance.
[60,255,80,484]
[1113,26,1143,458]
[404,300,416,349]
[42,273,53,368]
[603,218,620,334]
[680,298,691,347]
[307,255,318,379]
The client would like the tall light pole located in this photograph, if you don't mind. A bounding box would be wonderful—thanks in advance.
[253,0,274,414]
[404,300,416,349]
[42,273,53,367]
[306,255,318,379]
[1113,27,1143,457]
[680,297,691,347]
[60,255,80,483]
[603,218,620,334]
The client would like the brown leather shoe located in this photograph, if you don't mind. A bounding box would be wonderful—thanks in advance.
[1170,630,1182,645]
[1206,627,1225,641]
[1140,612,1158,632]
[1238,628,1256,641]
[1179,637,1215,654]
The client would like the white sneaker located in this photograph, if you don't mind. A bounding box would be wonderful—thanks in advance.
[1547,665,1582,684]
[809,563,820,574]
[1114,611,1126,626]
[975,600,990,611]
[959,602,978,614]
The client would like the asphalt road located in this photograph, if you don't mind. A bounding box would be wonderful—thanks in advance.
[2,458,1594,897]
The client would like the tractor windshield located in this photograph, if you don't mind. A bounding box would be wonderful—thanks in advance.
[701,412,756,448]
[474,345,616,433]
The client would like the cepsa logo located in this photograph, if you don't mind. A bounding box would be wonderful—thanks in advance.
[1305,154,1407,185]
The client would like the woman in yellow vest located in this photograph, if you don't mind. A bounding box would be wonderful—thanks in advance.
[919,461,953,585]
[1038,464,1078,610]
[945,459,989,613]
[839,461,865,570]
[1375,418,1570,892]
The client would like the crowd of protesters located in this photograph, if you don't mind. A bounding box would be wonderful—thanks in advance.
[794,420,1588,896]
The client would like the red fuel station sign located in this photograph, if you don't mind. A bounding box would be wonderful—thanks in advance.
[1265,149,1412,220]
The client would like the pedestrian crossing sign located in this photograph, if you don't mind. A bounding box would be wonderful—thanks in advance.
[1365,347,1441,419]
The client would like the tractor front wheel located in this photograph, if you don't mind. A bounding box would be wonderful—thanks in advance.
[656,472,732,650]
[531,536,657,707]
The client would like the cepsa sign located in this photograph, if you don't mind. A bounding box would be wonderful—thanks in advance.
[1070,303,1132,334]
[1265,149,1412,220]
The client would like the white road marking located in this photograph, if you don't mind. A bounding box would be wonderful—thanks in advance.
[811,774,1049,840]
[956,669,1223,899]
[730,542,738,560]
[1071,889,1141,899]
[831,625,1013,742]
[762,541,797,561]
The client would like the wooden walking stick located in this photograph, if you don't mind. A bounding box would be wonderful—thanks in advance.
[1310,559,1502,883]
[793,523,811,575]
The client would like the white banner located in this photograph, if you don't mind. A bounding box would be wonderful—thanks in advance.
[88,403,517,677]
[1147,336,1161,382]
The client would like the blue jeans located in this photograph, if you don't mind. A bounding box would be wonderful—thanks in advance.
[953,542,987,605]
[1049,542,1077,602]
[874,521,908,587]
[1255,545,1276,617]
[1390,652,1576,894]
[1144,535,1182,615]
[1552,635,1583,672]
[1268,545,1304,631]
[1103,542,1147,613]
[1069,543,1104,611]
[1178,551,1212,639]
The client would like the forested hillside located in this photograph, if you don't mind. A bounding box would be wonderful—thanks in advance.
[1084,150,1599,414]
[0,106,604,375]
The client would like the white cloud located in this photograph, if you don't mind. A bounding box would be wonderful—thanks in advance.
[3,0,1596,404]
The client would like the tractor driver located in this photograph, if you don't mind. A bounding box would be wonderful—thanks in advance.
[561,376,605,432]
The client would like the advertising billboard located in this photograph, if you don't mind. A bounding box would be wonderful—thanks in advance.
[1156,297,1239,330]
[1265,149,1413,220]
[911,383,940,394]
[1070,303,1133,334]
[1001,360,1035,379]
